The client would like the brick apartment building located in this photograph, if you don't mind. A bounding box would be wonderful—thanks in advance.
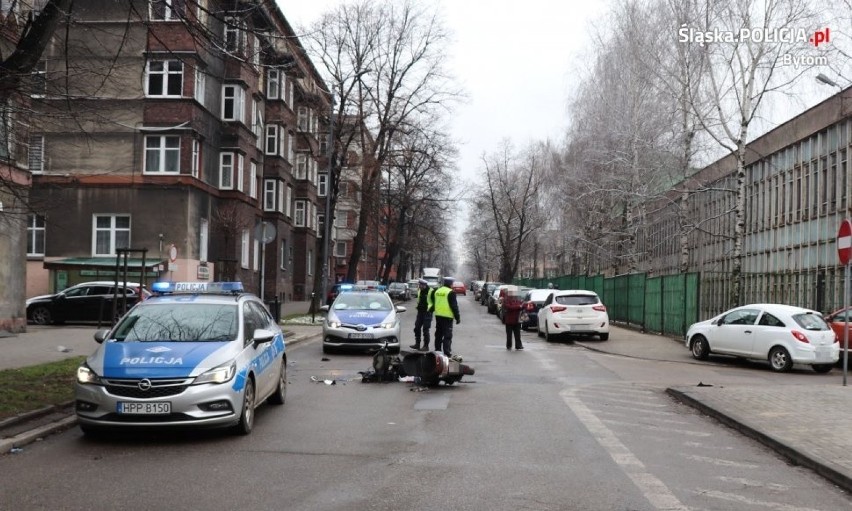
[21,0,360,308]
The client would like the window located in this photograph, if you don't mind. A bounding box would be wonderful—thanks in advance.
[150,0,186,20]
[31,61,46,98]
[219,152,234,189]
[249,161,257,199]
[294,200,305,226]
[335,211,347,228]
[318,173,328,197]
[296,106,309,131]
[27,214,45,256]
[146,60,183,97]
[264,179,276,211]
[191,139,200,177]
[307,249,313,276]
[286,129,294,162]
[93,215,130,256]
[280,239,287,270]
[144,135,180,173]
[286,186,292,217]
[267,69,279,99]
[318,214,325,238]
[319,133,328,155]
[236,154,244,192]
[253,237,259,270]
[241,229,249,268]
[334,241,346,257]
[194,67,206,104]
[252,99,263,147]
[287,78,294,106]
[295,154,306,179]
[277,183,284,214]
[200,218,208,262]
[221,85,244,122]
[265,124,278,155]
[251,35,260,67]
[224,16,245,53]
[28,135,44,172]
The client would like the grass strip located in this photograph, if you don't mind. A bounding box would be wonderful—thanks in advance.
[0,357,85,420]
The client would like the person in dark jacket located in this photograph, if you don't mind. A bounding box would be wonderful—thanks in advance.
[431,277,460,356]
[410,279,434,351]
[502,289,524,350]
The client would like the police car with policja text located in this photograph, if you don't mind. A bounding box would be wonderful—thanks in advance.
[74,281,287,436]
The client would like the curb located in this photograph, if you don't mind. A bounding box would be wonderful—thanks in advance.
[2,331,323,454]
[666,387,852,495]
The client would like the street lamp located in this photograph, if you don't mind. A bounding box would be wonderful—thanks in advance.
[816,73,840,88]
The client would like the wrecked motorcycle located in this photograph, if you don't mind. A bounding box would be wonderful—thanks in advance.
[401,350,475,386]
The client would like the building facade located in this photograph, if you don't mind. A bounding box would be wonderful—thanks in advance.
[24,0,341,309]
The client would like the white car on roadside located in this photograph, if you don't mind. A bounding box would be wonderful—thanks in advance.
[684,303,839,373]
[537,290,610,342]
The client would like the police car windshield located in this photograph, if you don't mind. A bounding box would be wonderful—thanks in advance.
[111,303,238,342]
[333,292,392,311]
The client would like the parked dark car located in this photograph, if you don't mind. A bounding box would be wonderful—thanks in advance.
[519,288,555,330]
[387,282,411,301]
[26,281,150,325]
[480,282,501,306]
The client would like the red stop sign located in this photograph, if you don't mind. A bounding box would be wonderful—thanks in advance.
[839,219,852,265]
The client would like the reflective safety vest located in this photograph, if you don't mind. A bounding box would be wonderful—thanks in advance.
[433,286,453,318]
[417,287,434,311]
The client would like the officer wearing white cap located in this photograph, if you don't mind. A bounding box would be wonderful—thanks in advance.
[430,277,461,356]
[410,279,435,351]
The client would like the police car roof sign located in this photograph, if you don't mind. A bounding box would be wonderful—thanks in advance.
[839,219,852,265]
[151,281,244,294]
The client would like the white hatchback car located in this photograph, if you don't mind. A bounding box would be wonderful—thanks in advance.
[537,290,610,342]
[685,304,839,373]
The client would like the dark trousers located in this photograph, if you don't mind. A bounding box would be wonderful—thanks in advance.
[434,316,454,356]
[505,323,522,349]
[413,311,432,348]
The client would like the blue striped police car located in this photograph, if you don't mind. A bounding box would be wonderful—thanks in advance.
[74,282,286,436]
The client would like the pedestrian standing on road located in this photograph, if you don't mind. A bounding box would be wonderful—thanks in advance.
[410,279,435,351]
[502,289,524,350]
[431,277,460,356]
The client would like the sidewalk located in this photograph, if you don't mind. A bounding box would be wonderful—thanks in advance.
[2,320,851,494]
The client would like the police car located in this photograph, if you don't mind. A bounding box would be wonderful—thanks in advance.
[320,287,405,354]
[74,282,286,436]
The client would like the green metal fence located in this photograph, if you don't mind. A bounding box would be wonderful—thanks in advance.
[515,272,700,337]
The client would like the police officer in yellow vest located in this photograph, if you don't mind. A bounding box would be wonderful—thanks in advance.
[429,277,461,356]
[410,279,435,351]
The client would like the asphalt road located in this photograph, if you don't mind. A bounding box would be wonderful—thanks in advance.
[0,295,850,510]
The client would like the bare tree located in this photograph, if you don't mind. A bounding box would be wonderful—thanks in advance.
[301,0,462,283]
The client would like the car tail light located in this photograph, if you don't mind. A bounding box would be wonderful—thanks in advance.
[525,302,535,311]
[551,305,567,312]
[791,330,810,343]
[593,305,607,312]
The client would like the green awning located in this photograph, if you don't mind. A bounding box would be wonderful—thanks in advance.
[44,257,161,269]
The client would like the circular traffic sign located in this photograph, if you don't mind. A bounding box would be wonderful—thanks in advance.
[838,219,852,265]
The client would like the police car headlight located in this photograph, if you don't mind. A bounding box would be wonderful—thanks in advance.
[76,364,102,385]
[379,319,396,329]
[327,317,342,328]
[194,362,237,385]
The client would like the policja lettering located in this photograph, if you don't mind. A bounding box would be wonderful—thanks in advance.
[120,356,184,365]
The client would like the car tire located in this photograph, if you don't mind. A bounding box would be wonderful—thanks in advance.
[30,306,52,325]
[537,326,544,338]
[544,323,553,343]
[79,424,105,438]
[267,362,287,405]
[599,333,609,341]
[812,363,833,374]
[690,335,710,360]
[234,377,256,435]
[768,346,793,372]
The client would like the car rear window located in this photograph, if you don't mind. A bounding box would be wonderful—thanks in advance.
[529,290,553,302]
[793,313,830,331]
[555,294,599,306]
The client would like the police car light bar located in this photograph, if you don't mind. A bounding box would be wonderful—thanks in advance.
[151,281,245,294]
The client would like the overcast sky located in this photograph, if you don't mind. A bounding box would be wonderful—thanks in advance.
[279,0,608,270]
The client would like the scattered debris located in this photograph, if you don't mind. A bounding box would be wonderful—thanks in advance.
[57,346,73,353]
[9,447,23,454]
[321,357,330,362]
[697,382,713,387]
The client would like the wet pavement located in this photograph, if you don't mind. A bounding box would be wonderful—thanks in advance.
[1,315,850,495]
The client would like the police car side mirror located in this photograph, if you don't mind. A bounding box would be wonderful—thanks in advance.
[252,328,277,344]
[320,305,330,313]
[395,306,406,313]
[93,329,110,344]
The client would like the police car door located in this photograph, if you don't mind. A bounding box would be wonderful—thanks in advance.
[243,301,275,399]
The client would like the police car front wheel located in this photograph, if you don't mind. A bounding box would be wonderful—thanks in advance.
[234,378,256,435]
[267,363,287,405]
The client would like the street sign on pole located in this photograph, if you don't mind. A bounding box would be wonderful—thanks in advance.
[838,219,852,265]
[840,219,852,386]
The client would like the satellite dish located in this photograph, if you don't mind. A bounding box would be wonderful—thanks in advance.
[254,221,277,244]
